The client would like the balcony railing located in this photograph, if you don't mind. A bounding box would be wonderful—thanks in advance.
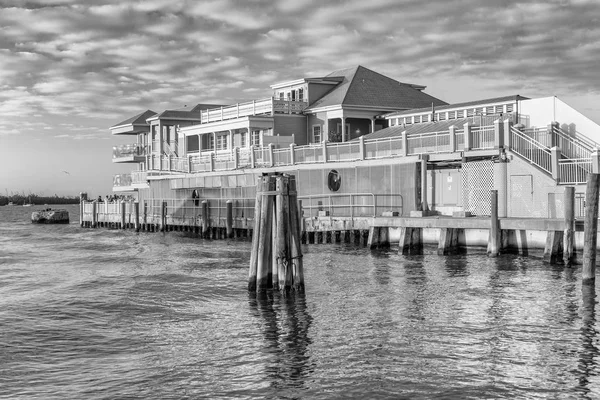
[200,98,308,124]
[113,173,133,187]
[113,144,147,159]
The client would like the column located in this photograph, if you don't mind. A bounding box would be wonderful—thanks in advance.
[371,118,375,134]
[341,117,346,142]
[213,132,217,153]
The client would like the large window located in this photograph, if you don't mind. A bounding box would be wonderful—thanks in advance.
[240,131,247,148]
[312,125,322,143]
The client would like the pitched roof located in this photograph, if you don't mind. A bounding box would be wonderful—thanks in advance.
[111,109,156,128]
[149,103,226,121]
[360,118,472,141]
[384,95,528,118]
[305,65,447,111]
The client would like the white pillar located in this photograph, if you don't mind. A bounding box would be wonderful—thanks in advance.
[341,117,346,142]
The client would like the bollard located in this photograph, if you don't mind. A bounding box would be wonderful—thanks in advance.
[487,190,500,257]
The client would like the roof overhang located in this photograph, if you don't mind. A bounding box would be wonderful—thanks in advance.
[180,115,274,136]
[110,123,150,135]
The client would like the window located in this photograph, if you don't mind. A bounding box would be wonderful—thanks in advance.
[240,131,246,148]
[216,135,228,150]
[208,134,214,150]
[506,104,514,112]
[279,92,284,100]
[251,130,261,146]
[298,88,304,102]
[457,110,464,118]
[312,125,322,143]
[291,90,296,101]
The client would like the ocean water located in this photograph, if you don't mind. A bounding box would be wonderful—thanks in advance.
[1,204,600,399]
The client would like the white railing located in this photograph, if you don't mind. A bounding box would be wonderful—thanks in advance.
[273,147,291,166]
[113,173,133,187]
[299,193,404,218]
[510,127,552,173]
[295,144,324,164]
[407,130,451,154]
[365,137,403,159]
[471,125,495,150]
[200,98,307,124]
[327,141,362,162]
[558,158,592,185]
[113,143,147,159]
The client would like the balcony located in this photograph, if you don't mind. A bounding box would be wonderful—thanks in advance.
[113,144,147,163]
[200,98,307,124]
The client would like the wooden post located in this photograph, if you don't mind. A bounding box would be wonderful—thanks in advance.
[564,186,575,265]
[161,201,167,232]
[438,228,458,255]
[487,190,500,257]
[134,201,140,232]
[79,192,87,227]
[226,200,233,238]
[367,227,380,249]
[120,201,126,229]
[248,178,263,291]
[543,230,564,264]
[256,176,275,290]
[92,201,97,228]
[288,175,305,291]
[399,227,422,255]
[583,173,600,283]
[202,200,209,238]
[275,175,291,290]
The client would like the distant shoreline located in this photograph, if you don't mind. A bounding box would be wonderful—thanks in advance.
[0,195,79,206]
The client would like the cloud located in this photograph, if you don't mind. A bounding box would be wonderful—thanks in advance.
[0,0,598,138]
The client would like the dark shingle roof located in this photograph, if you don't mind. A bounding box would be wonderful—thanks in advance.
[151,103,226,120]
[111,110,156,128]
[306,65,447,111]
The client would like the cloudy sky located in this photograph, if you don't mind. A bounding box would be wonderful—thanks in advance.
[1,0,599,196]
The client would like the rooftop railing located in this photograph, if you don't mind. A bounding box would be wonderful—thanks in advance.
[200,98,308,124]
[113,143,147,159]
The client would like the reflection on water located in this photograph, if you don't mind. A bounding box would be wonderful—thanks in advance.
[249,291,313,396]
[2,206,600,399]
[578,284,600,399]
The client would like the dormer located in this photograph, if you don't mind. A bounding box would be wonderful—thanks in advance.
[270,76,344,106]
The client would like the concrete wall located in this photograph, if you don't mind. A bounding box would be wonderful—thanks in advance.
[506,154,564,218]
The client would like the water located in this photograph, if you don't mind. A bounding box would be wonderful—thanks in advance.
[1,204,600,399]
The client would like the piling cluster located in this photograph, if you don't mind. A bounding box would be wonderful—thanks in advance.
[248,173,304,292]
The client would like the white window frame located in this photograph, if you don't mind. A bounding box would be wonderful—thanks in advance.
[312,125,322,143]
[251,129,261,146]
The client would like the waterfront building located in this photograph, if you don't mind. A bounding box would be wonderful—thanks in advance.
[109,66,600,229]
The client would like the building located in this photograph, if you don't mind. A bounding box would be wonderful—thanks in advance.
[108,66,600,228]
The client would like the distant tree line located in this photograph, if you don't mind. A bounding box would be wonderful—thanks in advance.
[0,194,80,206]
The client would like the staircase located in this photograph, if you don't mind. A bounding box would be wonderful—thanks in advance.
[508,123,597,185]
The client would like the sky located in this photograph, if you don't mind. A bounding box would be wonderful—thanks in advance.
[1,0,600,196]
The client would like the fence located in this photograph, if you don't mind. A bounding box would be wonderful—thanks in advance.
[298,193,404,218]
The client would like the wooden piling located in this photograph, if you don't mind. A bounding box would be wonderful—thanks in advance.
[487,190,500,257]
[249,174,304,292]
[288,175,304,291]
[438,228,458,255]
[202,200,209,238]
[226,200,233,238]
[563,186,575,265]
[120,201,126,229]
[134,202,140,232]
[256,176,275,290]
[543,230,564,264]
[583,173,600,283]
[161,201,167,232]
[399,227,422,255]
[92,201,97,228]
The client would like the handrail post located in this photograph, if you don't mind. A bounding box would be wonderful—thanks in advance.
[359,136,366,160]
[551,146,561,181]
[402,131,408,156]
[233,147,239,169]
[168,154,172,172]
[268,143,275,167]
[188,154,192,173]
[504,120,513,149]
[448,126,456,152]
[210,152,215,172]
[290,143,296,165]
[592,149,600,174]
[322,140,328,163]
[464,122,472,151]
[250,145,256,168]
[494,119,504,148]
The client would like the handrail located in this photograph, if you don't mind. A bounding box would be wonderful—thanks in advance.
[298,193,404,218]
[510,126,552,173]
